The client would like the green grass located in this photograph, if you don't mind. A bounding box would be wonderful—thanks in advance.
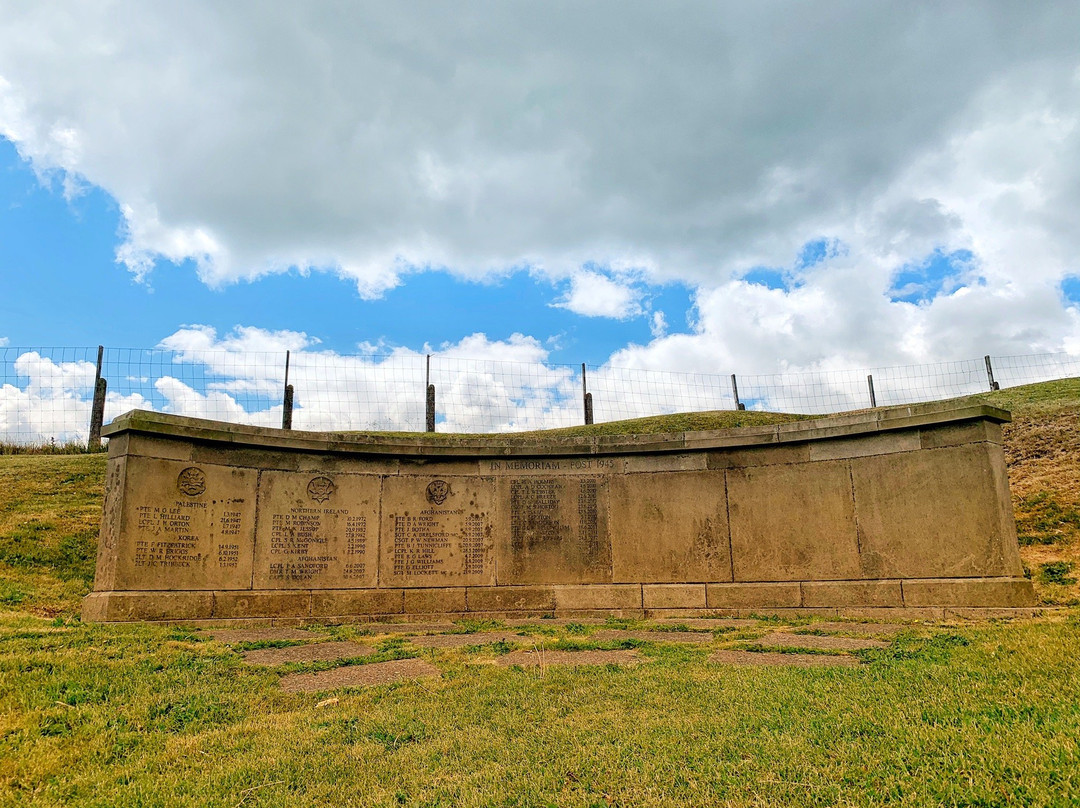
[0,441,106,456]
[1,616,1079,806]
[1,378,1080,805]
[973,377,1080,414]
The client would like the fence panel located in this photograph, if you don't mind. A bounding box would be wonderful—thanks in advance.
[0,346,101,445]
[431,357,580,433]
[588,366,737,422]
[1,346,1078,444]
[991,353,1080,389]
[288,352,425,433]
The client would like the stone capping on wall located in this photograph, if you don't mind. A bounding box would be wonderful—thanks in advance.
[102,401,1010,458]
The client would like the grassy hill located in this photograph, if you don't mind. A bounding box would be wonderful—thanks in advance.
[2,378,1077,614]
[0,379,1078,807]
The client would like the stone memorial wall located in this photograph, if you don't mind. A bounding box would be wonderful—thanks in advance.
[83,403,1035,622]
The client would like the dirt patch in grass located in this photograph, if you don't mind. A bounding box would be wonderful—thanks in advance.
[279,658,441,692]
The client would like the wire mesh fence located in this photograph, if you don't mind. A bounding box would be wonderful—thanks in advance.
[1,345,1078,445]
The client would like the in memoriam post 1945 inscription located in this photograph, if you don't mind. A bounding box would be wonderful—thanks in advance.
[253,471,380,589]
[379,476,494,587]
[491,458,613,584]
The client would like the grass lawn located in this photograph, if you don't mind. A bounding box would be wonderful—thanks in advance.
[1,380,1079,806]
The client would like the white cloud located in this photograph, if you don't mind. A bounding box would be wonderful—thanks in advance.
[0,337,8,347]
[0,352,151,444]
[551,271,644,319]
[1,3,1080,366]
[3,322,1079,444]
[649,311,667,339]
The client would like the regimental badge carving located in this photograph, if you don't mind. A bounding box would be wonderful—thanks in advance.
[426,479,450,506]
[306,476,336,503]
[176,467,206,497]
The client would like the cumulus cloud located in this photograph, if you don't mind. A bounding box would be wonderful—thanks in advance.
[4,322,1080,444]
[1,2,1079,365]
[649,312,667,339]
[0,352,150,444]
[551,270,644,319]
[154,326,579,433]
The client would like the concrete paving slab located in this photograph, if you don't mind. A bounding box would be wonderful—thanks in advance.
[242,640,374,666]
[280,658,441,692]
[755,632,889,651]
[496,649,640,667]
[709,650,861,667]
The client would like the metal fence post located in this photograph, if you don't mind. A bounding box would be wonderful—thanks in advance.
[281,350,294,429]
[867,374,877,408]
[731,374,746,411]
[582,363,594,425]
[87,345,107,450]
[984,355,1000,391]
[425,354,436,432]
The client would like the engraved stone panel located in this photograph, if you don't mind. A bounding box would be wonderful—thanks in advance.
[609,470,731,583]
[727,460,860,582]
[851,444,1022,579]
[494,476,612,584]
[112,457,257,590]
[253,471,380,589]
[379,476,495,588]
[485,457,620,475]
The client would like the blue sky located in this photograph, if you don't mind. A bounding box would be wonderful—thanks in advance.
[0,138,693,361]
[0,1,1078,427]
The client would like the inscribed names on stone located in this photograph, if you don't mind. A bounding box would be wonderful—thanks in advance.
[113,457,257,590]
[253,471,380,589]
[495,475,612,584]
[379,475,495,588]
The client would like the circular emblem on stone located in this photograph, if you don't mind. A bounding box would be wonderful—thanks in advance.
[176,467,206,497]
[426,479,450,506]
[307,476,336,503]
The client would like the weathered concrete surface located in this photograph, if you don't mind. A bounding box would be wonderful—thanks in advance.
[709,650,861,668]
[241,641,374,666]
[85,402,1035,622]
[496,649,640,667]
[279,659,440,692]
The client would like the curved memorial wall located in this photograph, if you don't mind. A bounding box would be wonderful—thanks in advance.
[83,403,1035,623]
